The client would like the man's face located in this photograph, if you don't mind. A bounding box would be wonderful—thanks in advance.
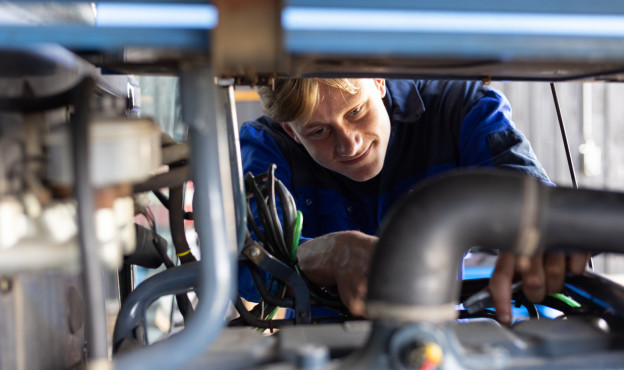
[281,79,391,182]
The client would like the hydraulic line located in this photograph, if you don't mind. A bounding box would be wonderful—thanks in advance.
[246,262,295,307]
[169,185,196,264]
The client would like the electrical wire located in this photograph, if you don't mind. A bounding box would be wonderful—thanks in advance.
[550,82,578,189]
[235,163,349,329]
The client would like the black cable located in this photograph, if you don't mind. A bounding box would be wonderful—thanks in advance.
[246,262,294,307]
[152,189,170,209]
[266,164,290,261]
[233,296,295,329]
[245,199,265,245]
[169,185,196,264]
[247,172,283,257]
[550,82,578,189]
[275,179,297,256]
[152,235,194,320]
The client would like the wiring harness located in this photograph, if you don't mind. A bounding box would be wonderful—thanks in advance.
[231,164,347,329]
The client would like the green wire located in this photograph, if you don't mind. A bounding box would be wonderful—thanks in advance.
[290,211,303,261]
[549,293,581,308]
[256,305,280,333]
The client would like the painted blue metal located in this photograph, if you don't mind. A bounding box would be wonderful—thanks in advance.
[0,26,209,50]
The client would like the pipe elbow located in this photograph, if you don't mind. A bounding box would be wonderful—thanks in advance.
[366,169,540,322]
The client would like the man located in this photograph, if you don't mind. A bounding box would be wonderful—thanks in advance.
[239,78,587,324]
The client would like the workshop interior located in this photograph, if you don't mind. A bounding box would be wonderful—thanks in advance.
[4,1,624,369]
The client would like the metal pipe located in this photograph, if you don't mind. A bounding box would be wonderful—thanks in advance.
[70,77,110,363]
[366,169,624,323]
[115,66,236,370]
[219,82,247,252]
[112,263,198,353]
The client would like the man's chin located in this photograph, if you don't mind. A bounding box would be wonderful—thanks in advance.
[342,165,382,182]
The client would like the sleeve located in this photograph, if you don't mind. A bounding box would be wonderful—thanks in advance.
[238,122,300,302]
[457,89,552,184]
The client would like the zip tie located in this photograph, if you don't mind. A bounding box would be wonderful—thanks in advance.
[177,249,191,257]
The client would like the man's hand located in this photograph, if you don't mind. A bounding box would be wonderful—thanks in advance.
[296,231,377,316]
[489,251,589,325]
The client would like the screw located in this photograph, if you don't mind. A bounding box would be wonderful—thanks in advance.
[249,247,261,258]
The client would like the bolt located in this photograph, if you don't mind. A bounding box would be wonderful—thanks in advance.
[249,247,261,258]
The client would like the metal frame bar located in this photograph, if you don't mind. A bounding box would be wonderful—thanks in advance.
[114,66,236,370]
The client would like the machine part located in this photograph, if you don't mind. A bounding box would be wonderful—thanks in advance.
[115,66,236,370]
[125,224,165,269]
[114,195,136,256]
[219,83,247,253]
[95,207,122,270]
[132,166,190,194]
[112,262,198,354]
[0,197,27,249]
[0,272,85,370]
[242,242,311,324]
[46,117,162,188]
[70,77,109,362]
[213,0,284,77]
[366,170,624,321]
[40,200,77,244]
[160,142,189,165]
[0,236,79,274]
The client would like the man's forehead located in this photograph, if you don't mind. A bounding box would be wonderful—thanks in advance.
[299,82,363,125]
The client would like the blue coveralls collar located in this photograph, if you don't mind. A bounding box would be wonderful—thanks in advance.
[384,80,426,125]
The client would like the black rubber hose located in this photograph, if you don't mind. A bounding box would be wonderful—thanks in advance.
[274,177,297,259]
[245,262,294,307]
[266,165,289,260]
[150,228,194,321]
[132,166,190,193]
[124,225,164,269]
[367,169,624,322]
[169,185,196,264]
[247,173,283,257]
[234,297,295,329]
[152,189,170,209]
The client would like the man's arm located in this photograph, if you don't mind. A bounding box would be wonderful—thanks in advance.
[296,230,377,316]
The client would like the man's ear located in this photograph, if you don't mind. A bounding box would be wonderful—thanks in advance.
[279,122,302,144]
[374,79,387,98]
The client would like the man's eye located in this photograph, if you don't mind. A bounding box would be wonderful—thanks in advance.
[348,106,362,117]
[311,128,326,136]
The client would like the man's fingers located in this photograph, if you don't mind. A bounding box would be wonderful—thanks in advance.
[544,253,565,295]
[489,253,516,325]
[522,253,546,302]
[569,252,589,275]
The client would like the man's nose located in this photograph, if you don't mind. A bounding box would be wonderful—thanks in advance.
[335,125,362,157]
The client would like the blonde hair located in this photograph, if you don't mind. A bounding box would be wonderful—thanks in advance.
[257,78,360,124]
